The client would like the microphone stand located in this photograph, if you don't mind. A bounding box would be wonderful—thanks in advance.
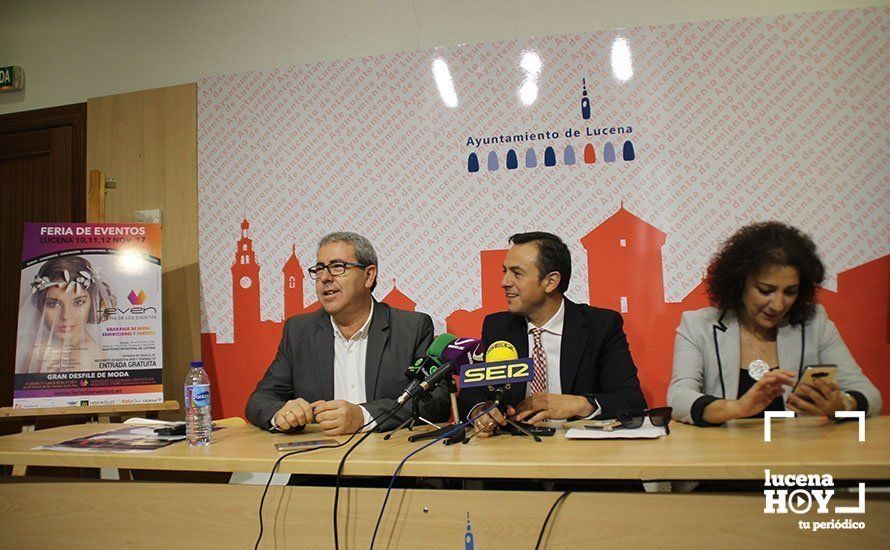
[463,385,541,443]
[382,396,438,441]
[407,375,466,445]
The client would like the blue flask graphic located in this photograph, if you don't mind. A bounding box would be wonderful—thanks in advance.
[564,145,576,165]
[465,512,475,550]
[544,146,556,167]
[506,149,518,169]
[604,141,616,163]
[487,151,499,171]
[623,140,636,161]
[467,153,479,173]
[581,78,591,120]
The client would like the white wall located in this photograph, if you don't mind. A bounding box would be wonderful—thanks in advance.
[1,0,885,115]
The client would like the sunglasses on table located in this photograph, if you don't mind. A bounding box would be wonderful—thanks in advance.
[586,407,673,434]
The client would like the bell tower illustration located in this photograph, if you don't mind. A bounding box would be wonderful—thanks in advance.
[282,244,304,319]
[581,206,665,315]
[231,218,261,341]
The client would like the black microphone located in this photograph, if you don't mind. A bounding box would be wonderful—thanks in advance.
[397,337,482,405]
[400,354,440,403]
[396,334,457,405]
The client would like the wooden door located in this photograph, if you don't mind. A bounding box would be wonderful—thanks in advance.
[0,104,86,407]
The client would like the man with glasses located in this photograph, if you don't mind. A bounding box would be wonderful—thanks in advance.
[245,232,449,435]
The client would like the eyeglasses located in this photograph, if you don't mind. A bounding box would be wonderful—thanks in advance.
[307,261,367,280]
[615,407,672,434]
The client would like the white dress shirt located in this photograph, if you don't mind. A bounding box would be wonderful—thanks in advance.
[331,306,375,430]
[271,306,376,431]
[526,299,601,419]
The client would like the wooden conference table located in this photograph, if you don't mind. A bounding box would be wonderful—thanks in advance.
[1,416,888,548]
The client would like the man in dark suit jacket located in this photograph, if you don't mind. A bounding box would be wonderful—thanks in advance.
[458,232,646,436]
[245,232,448,434]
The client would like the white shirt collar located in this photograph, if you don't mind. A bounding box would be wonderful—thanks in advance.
[331,302,374,341]
[526,298,565,336]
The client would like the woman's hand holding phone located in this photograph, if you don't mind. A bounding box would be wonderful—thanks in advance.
[788,377,848,417]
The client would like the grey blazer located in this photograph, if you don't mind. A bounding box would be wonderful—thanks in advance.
[245,300,449,431]
[668,305,882,425]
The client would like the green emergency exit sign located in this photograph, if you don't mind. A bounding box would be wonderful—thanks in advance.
[0,66,23,92]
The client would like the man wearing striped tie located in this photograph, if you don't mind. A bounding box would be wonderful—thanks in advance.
[459,232,647,438]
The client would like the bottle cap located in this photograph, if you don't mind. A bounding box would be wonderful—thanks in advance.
[190,361,204,368]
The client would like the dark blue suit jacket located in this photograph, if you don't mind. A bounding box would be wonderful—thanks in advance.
[457,299,647,420]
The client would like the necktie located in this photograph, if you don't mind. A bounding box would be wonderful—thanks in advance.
[530,328,548,394]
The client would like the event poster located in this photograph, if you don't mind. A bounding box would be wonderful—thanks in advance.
[13,223,163,408]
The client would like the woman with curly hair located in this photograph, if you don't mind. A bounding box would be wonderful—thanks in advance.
[668,222,881,426]
[15,255,116,374]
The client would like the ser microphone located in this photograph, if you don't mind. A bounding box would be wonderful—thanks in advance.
[485,341,519,362]
[459,341,542,442]
[457,340,535,389]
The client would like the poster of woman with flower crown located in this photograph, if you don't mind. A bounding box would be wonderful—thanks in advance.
[13,223,163,408]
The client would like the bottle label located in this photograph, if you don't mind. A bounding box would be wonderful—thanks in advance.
[185,384,210,408]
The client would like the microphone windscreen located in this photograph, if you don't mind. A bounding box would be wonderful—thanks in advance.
[427,333,457,358]
[485,340,518,362]
[441,337,482,364]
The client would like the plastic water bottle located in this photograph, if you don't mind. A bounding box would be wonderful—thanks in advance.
[184,360,212,446]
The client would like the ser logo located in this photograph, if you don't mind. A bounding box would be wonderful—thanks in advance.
[462,363,529,384]
[458,358,534,388]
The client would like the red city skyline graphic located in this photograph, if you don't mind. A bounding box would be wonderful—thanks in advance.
[201,209,889,419]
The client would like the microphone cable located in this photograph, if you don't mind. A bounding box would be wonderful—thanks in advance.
[534,491,571,550]
[333,356,458,549]
[254,403,400,550]
[369,403,496,549]
[332,403,404,550]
